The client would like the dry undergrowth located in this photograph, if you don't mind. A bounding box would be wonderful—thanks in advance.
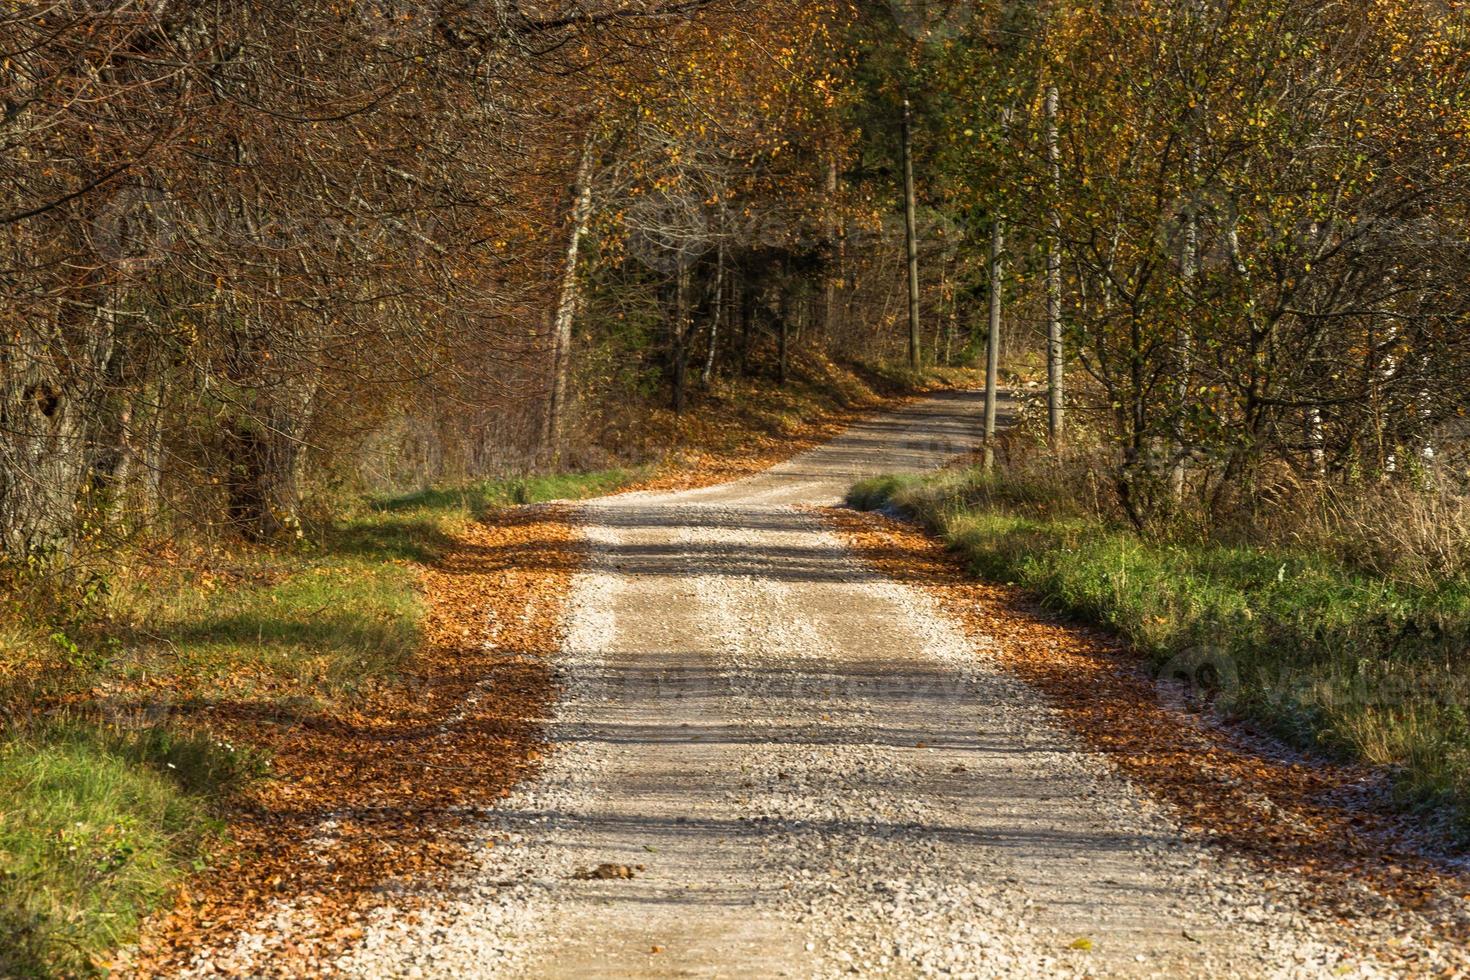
[122,507,580,977]
[824,507,1470,976]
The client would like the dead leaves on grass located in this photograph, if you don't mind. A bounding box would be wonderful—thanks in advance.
[125,507,580,977]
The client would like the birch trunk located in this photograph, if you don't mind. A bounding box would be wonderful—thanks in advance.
[702,240,725,385]
[1172,142,1199,498]
[1045,85,1064,443]
[933,264,950,365]
[823,157,839,339]
[672,266,692,413]
[778,285,790,386]
[984,217,1004,471]
[1307,407,1326,479]
[543,141,596,460]
[739,274,753,376]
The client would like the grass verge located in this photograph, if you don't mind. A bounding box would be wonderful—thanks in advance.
[0,725,262,978]
[848,468,1470,838]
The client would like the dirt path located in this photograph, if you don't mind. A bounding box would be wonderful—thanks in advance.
[331,392,1397,978]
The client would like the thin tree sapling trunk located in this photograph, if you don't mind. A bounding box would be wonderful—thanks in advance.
[902,98,922,370]
[985,217,1004,471]
[703,239,725,385]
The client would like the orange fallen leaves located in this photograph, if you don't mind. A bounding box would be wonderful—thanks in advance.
[126,507,581,978]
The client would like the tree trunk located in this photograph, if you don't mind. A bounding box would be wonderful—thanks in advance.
[739,272,753,376]
[543,139,596,462]
[0,297,115,558]
[778,287,790,385]
[943,315,955,366]
[902,98,922,369]
[107,391,138,518]
[933,264,948,365]
[1164,138,1199,502]
[139,381,166,521]
[702,240,725,385]
[671,266,692,413]
[1045,85,1064,444]
[822,157,840,339]
[1172,141,1199,499]
[1417,354,1436,466]
[984,217,1004,471]
[225,369,318,540]
[1307,406,1326,479]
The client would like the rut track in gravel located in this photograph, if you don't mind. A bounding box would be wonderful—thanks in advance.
[320,390,1470,979]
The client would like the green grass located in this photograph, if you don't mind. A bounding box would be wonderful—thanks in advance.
[103,467,642,701]
[0,466,639,977]
[369,468,641,519]
[848,468,1470,837]
[0,724,262,978]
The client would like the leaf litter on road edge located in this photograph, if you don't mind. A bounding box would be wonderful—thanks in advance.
[121,506,581,977]
[822,507,1470,976]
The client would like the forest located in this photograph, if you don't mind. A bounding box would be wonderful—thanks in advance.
[6,0,1467,549]
[3,0,1470,976]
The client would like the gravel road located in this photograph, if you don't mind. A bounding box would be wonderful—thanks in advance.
[340,391,1378,978]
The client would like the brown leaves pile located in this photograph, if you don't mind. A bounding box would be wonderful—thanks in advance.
[124,507,581,977]
[824,508,1470,974]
